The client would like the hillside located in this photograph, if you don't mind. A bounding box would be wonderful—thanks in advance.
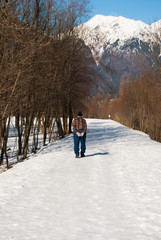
[1,119,161,239]
[78,15,161,95]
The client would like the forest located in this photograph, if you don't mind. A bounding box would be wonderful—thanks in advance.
[111,66,161,143]
[0,0,93,168]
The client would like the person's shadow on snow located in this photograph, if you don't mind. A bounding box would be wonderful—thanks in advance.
[86,152,109,157]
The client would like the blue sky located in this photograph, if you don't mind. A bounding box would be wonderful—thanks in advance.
[89,0,161,24]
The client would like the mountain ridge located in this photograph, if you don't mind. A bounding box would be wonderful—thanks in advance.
[78,15,161,95]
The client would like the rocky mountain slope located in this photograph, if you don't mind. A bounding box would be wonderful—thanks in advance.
[78,15,161,95]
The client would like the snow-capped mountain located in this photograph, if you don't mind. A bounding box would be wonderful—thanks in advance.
[78,15,161,95]
[80,15,150,59]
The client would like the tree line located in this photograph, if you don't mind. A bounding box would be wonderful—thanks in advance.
[110,68,161,142]
[110,35,161,142]
[0,0,93,168]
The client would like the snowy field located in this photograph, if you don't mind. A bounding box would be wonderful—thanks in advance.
[0,119,161,240]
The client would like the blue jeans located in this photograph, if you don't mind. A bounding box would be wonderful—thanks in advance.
[74,130,86,156]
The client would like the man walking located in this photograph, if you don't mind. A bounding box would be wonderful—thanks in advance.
[72,112,87,158]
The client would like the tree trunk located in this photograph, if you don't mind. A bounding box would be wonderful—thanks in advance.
[23,114,34,159]
[56,117,64,138]
[68,99,73,134]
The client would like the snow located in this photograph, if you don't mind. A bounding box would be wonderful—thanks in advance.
[1,119,161,240]
[78,15,160,60]
[0,117,58,171]
[85,15,148,38]
[151,19,161,30]
[80,15,151,45]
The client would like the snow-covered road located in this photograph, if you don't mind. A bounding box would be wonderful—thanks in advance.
[1,119,161,240]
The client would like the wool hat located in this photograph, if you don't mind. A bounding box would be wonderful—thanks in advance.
[77,111,83,116]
